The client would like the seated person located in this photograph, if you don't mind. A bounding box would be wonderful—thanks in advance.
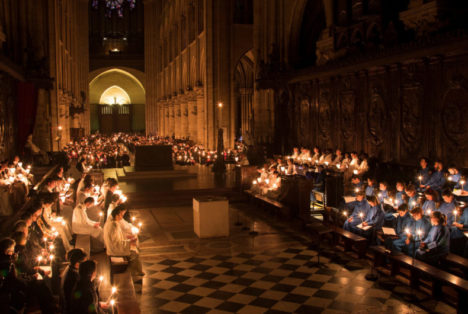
[448,165,462,188]
[349,175,363,196]
[365,178,377,197]
[358,196,384,242]
[416,211,450,264]
[405,184,418,210]
[417,157,431,187]
[0,237,27,313]
[103,206,143,277]
[70,260,110,314]
[331,149,342,167]
[450,206,468,256]
[392,207,431,255]
[72,197,104,244]
[394,181,406,208]
[382,204,412,249]
[420,160,446,193]
[422,188,438,217]
[438,189,456,226]
[343,191,370,233]
[377,181,389,205]
[61,248,88,314]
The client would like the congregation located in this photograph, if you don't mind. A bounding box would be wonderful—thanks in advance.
[250,147,468,265]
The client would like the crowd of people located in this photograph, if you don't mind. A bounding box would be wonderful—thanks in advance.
[0,155,144,313]
[62,133,248,169]
[250,147,468,264]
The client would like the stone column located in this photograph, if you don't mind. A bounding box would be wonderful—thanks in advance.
[187,92,197,142]
[174,100,181,138]
[168,100,175,137]
[180,96,189,138]
[195,87,205,146]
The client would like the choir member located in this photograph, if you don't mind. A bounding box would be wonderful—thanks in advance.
[421,160,446,193]
[61,248,88,314]
[416,211,450,264]
[438,189,456,226]
[72,197,104,244]
[343,191,370,233]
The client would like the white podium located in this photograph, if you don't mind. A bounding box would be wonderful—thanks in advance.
[193,196,229,238]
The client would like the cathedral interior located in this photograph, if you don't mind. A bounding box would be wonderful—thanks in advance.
[0,0,468,313]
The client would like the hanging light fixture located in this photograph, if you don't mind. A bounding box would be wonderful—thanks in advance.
[92,0,136,18]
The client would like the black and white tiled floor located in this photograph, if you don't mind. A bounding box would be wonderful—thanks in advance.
[130,204,456,313]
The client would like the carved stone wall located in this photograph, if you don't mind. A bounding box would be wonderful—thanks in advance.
[286,55,468,167]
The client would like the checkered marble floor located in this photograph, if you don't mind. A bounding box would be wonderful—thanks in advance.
[134,246,455,314]
[128,204,456,313]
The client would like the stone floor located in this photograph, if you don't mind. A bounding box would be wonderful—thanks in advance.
[128,202,456,314]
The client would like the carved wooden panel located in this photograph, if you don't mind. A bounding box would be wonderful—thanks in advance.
[281,55,468,167]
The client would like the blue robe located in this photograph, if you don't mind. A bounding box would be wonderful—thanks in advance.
[365,185,375,197]
[392,217,431,255]
[407,195,418,210]
[437,201,456,226]
[395,212,413,237]
[343,199,370,232]
[416,225,450,264]
[450,208,468,239]
[359,205,385,241]
[418,167,430,185]
[451,173,462,188]
[425,171,446,192]
[422,200,436,216]
[378,190,388,204]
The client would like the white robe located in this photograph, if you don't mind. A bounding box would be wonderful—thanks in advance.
[72,204,102,239]
[103,218,130,256]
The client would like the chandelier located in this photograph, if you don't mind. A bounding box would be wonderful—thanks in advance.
[92,0,136,18]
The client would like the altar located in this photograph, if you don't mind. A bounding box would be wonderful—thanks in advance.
[134,145,173,171]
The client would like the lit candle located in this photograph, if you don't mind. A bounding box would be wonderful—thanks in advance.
[336,164,341,169]
[37,256,43,265]
[405,227,410,236]
[138,222,142,228]
[131,217,136,222]
[416,229,422,240]
[359,212,364,223]
[353,169,358,175]
[418,176,422,185]
[453,209,459,222]
[107,286,117,303]
[342,211,348,217]
[427,209,431,215]
[355,188,359,193]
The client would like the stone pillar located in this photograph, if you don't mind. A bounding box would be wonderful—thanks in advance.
[168,100,175,137]
[174,100,181,138]
[187,94,197,142]
[180,97,189,138]
[195,87,205,146]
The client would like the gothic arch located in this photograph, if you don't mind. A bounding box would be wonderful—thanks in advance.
[288,0,326,68]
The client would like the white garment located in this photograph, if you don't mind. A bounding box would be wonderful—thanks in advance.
[103,218,130,256]
[72,204,102,239]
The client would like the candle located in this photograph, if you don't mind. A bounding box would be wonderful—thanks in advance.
[418,176,422,185]
[37,256,43,265]
[453,209,458,222]
[336,164,341,169]
[416,229,423,241]
[131,217,136,222]
[355,188,359,193]
[106,286,117,303]
[138,222,142,228]
[359,212,364,223]
[342,211,348,217]
[405,227,410,235]
[353,170,358,175]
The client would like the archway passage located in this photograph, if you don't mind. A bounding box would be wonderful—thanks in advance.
[234,50,254,144]
[89,68,146,134]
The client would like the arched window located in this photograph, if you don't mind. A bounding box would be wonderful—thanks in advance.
[99,85,132,105]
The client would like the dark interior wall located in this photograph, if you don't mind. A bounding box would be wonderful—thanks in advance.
[285,53,468,167]
[0,72,17,160]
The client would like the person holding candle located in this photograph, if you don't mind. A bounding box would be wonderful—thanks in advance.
[72,197,104,249]
[359,195,385,242]
[70,260,111,314]
[365,178,377,197]
[420,160,446,193]
[392,207,431,255]
[349,176,363,196]
[416,211,450,264]
[438,189,457,226]
[61,248,88,314]
[417,157,431,187]
[405,184,418,210]
[383,204,412,249]
[104,206,144,277]
[449,205,468,255]
[343,191,370,233]
[422,188,438,217]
